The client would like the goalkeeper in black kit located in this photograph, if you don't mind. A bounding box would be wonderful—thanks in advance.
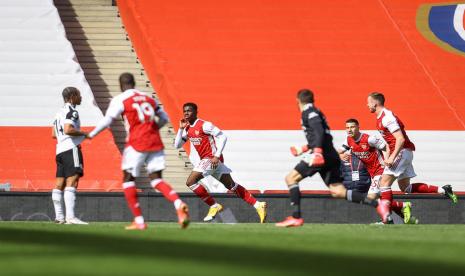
[276,89,380,227]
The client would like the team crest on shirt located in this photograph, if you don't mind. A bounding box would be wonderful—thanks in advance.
[195,130,200,135]
[361,144,367,150]
[417,2,465,57]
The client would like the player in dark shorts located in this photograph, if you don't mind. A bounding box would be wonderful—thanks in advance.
[52,87,89,225]
[276,89,380,227]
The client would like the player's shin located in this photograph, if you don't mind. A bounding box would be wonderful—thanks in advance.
[52,189,64,222]
[189,183,216,206]
[346,190,378,207]
[229,183,257,206]
[123,181,143,221]
[64,187,76,219]
[391,200,404,217]
[378,186,393,223]
[406,183,438,193]
[151,179,183,209]
[289,184,301,218]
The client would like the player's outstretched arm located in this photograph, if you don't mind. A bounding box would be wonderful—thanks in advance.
[89,98,122,139]
[88,116,113,139]
[64,123,88,137]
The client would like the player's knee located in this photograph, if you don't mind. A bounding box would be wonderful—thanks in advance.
[123,171,135,183]
[329,185,346,198]
[285,174,297,186]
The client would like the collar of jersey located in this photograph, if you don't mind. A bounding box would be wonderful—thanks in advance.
[303,103,314,111]
[64,102,76,109]
[376,107,386,119]
[189,119,200,127]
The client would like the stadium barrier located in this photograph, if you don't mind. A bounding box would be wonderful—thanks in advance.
[0,192,464,224]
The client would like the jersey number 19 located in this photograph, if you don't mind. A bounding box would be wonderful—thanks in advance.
[132,102,155,123]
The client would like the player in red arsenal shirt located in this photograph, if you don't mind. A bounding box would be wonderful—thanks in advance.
[174,103,267,223]
[89,73,190,230]
[367,92,457,223]
[339,118,418,224]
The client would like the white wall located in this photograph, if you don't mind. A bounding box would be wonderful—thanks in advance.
[195,130,465,192]
[0,0,102,127]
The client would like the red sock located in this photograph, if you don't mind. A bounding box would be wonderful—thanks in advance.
[409,183,438,193]
[123,182,142,218]
[190,183,216,206]
[151,179,180,203]
[380,187,392,212]
[391,200,404,217]
[232,184,257,206]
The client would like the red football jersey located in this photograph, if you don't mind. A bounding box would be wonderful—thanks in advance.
[106,89,164,152]
[346,133,385,177]
[377,108,415,153]
[185,119,224,161]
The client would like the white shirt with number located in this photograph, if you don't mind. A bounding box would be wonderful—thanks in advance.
[53,103,84,155]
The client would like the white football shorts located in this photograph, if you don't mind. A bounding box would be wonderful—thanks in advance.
[193,158,232,180]
[382,148,416,180]
[368,175,381,195]
[122,146,165,177]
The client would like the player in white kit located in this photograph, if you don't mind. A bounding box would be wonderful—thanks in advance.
[52,87,89,225]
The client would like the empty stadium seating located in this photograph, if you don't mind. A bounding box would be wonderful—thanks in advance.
[0,0,121,191]
[118,0,465,192]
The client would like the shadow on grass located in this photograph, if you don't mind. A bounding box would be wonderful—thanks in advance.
[0,226,462,275]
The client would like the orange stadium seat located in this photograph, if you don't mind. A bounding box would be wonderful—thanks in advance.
[117,0,465,192]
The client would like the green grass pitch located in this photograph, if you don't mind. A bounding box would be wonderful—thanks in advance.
[0,222,464,276]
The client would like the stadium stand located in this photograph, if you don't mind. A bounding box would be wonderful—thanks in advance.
[53,0,192,191]
[118,0,465,192]
[0,0,122,191]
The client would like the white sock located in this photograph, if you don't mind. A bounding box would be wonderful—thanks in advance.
[52,189,64,221]
[212,203,219,208]
[134,216,145,224]
[64,187,76,220]
[253,201,261,208]
[438,187,445,194]
[174,199,182,209]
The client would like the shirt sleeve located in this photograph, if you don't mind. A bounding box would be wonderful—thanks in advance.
[202,121,222,136]
[64,109,79,125]
[303,111,324,148]
[105,97,124,119]
[382,114,400,133]
[174,128,188,148]
[367,134,386,150]
[203,121,227,157]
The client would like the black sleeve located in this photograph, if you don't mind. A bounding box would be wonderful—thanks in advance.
[302,111,325,148]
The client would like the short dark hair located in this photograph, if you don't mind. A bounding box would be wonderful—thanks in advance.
[297,89,314,104]
[369,92,385,105]
[62,87,79,102]
[183,102,198,112]
[345,118,359,125]
[119,72,136,87]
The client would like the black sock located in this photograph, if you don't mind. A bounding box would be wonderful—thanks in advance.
[289,184,301,218]
[346,190,378,207]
